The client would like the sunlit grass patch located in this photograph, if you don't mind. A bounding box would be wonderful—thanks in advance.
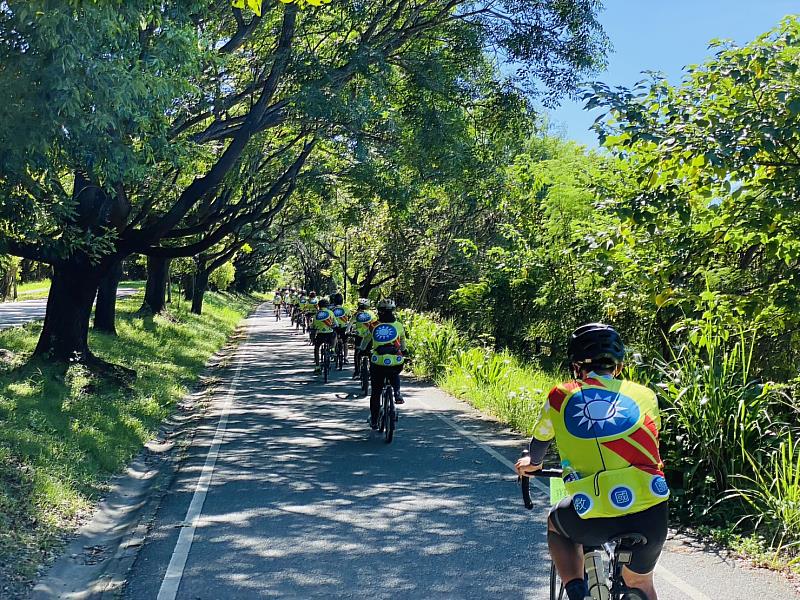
[0,290,256,592]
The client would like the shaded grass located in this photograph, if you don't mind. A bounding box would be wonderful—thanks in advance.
[0,290,257,592]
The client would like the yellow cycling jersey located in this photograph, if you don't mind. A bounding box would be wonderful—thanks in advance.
[361,320,406,366]
[351,309,378,337]
[331,305,351,327]
[533,374,669,519]
[312,307,336,334]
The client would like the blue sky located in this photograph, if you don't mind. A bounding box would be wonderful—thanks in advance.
[547,1,799,147]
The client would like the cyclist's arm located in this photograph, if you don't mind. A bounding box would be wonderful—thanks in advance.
[528,396,556,465]
[359,331,372,351]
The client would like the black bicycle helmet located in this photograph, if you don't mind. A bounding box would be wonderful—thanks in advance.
[568,323,625,364]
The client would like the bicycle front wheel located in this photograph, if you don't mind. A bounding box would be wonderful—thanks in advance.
[550,563,564,600]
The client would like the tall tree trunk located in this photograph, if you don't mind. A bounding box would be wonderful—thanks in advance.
[141,255,171,314]
[183,273,194,301]
[191,266,209,315]
[94,259,124,334]
[33,261,102,362]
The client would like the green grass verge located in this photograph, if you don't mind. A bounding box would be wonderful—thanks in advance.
[438,352,561,435]
[0,290,258,592]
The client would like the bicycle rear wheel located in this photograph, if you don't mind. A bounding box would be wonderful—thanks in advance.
[383,385,395,444]
[322,342,331,383]
[336,342,344,371]
[549,563,564,600]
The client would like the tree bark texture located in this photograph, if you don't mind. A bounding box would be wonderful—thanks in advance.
[141,255,171,314]
[191,267,209,315]
[94,259,124,334]
[33,261,102,362]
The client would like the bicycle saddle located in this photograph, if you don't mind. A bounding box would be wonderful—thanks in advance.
[610,532,648,547]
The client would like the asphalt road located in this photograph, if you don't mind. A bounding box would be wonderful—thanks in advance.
[122,306,799,599]
[0,288,139,331]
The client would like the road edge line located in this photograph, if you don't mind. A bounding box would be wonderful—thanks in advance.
[156,312,254,600]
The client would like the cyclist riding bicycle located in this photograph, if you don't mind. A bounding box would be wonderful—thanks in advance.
[272,291,282,313]
[514,323,668,600]
[329,292,351,361]
[312,298,337,374]
[349,298,377,378]
[359,299,407,429]
[304,291,319,334]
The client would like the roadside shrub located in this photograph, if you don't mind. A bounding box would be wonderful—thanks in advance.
[734,434,800,556]
[209,261,235,292]
[656,310,797,525]
[400,310,463,379]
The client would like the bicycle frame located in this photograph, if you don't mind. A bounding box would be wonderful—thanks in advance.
[518,453,648,600]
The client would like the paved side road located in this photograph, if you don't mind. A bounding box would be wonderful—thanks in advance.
[0,288,139,331]
[119,307,797,599]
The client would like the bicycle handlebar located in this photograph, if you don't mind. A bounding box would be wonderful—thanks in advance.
[518,450,563,510]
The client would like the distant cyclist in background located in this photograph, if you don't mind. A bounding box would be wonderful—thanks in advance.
[514,323,668,600]
[272,290,282,320]
[312,298,337,375]
[349,298,377,379]
[329,292,351,362]
[296,290,308,330]
[359,299,407,429]
[304,292,319,340]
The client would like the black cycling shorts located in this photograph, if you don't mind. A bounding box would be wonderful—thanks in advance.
[549,498,668,574]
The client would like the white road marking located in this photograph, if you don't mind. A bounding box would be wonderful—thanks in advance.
[415,397,712,600]
[156,315,253,600]
[654,564,712,600]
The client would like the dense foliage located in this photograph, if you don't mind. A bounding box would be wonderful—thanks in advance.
[277,18,800,559]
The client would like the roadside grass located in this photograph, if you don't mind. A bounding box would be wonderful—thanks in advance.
[0,290,257,592]
[8,279,50,301]
[402,311,561,436]
[439,350,561,435]
[3,279,146,302]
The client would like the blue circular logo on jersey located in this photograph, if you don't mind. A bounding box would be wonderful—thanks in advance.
[563,388,640,440]
[572,493,593,516]
[609,486,635,510]
[357,312,372,323]
[373,324,398,344]
[316,310,327,320]
[650,476,669,498]
[383,358,392,365]
[333,307,345,317]
[371,355,378,363]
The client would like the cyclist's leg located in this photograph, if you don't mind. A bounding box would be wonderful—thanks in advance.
[622,569,656,600]
[368,364,385,427]
[352,336,363,375]
[547,498,591,600]
[313,334,323,366]
[388,364,403,403]
[618,501,668,600]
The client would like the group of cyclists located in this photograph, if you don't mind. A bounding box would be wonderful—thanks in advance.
[271,288,667,600]
[272,287,407,431]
